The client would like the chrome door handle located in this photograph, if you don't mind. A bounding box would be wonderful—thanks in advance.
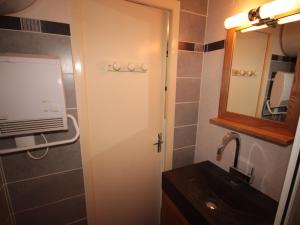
[153,133,163,152]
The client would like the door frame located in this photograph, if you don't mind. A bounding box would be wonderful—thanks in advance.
[274,116,300,225]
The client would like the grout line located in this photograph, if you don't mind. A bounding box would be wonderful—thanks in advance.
[178,41,204,45]
[176,101,200,104]
[177,76,201,79]
[0,158,17,225]
[180,9,207,17]
[0,183,4,192]
[67,108,78,111]
[175,124,198,128]
[7,167,83,185]
[175,102,199,105]
[178,49,204,54]
[176,101,199,104]
[179,40,205,45]
[15,193,85,215]
[65,217,87,225]
[174,145,196,151]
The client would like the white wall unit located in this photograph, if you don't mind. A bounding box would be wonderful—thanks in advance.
[0,54,67,137]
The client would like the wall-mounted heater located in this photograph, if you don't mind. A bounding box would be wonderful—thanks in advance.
[0,54,79,155]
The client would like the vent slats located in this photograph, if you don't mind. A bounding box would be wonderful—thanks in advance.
[0,118,64,136]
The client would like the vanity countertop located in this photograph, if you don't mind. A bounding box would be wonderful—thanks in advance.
[162,161,278,225]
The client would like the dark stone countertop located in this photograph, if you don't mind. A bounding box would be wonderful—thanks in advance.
[162,161,278,225]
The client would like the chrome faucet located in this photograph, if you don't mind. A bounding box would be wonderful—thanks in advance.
[217,132,241,168]
[217,132,254,184]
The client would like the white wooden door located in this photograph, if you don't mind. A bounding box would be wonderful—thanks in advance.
[78,0,168,224]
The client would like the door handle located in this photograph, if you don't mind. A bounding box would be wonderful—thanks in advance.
[153,133,164,152]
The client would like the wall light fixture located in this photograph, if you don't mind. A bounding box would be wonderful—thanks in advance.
[224,0,300,31]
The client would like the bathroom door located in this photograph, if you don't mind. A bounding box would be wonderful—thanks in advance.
[72,0,168,225]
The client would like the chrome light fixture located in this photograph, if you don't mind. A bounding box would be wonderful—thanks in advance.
[224,0,300,32]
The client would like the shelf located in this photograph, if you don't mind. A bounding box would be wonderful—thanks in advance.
[210,117,294,146]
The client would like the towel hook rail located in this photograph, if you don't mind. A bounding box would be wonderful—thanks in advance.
[0,114,80,155]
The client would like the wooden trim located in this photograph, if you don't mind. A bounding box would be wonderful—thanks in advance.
[286,48,300,132]
[218,28,235,117]
[212,27,300,146]
[161,192,191,225]
[210,118,294,146]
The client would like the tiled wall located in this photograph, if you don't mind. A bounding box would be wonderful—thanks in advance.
[195,0,292,201]
[0,157,13,225]
[0,16,87,225]
[172,0,208,169]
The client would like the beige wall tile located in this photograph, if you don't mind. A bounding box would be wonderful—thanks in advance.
[180,0,208,15]
[179,12,206,43]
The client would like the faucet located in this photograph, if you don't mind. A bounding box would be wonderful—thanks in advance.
[217,132,254,184]
[217,132,241,168]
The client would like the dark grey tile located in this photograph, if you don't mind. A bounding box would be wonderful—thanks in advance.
[0,158,5,189]
[175,103,199,126]
[180,0,208,15]
[0,138,16,150]
[2,139,82,183]
[0,187,10,224]
[178,42,195,51]
[5,217,13,225]
[67,218,88,225]
[172,146,195,169]
[173,125,197,149]
[15,195,86,225]
[1,110,83,182]
[179,12,206,43]
[0,29,73,73]
[177,51,203,77]
[1,139,82,183]
[8,169,85,212]
[0,16,21,30]
[204,40,225,52]
[176,78,201,102]
[63,73,77,108]
[41,20,70,36]
[269,61,295,75]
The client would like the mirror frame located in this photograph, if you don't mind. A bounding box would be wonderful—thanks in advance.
[210,28,300,146]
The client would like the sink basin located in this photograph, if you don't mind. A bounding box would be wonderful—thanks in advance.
[162,161,278,225]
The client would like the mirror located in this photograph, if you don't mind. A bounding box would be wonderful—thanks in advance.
[210,20,300,146]
[227,22,299,122]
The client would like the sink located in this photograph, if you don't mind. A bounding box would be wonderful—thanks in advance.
[162,161,278,225]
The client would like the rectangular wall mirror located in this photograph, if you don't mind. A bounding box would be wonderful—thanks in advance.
[210,21,300,146]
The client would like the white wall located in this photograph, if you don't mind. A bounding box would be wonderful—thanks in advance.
[195,0,292,201]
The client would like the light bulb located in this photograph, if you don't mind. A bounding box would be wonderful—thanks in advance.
[278,13,300,24]
[241,24,268,33]
[259,0,300,19]
[224,12,250,29]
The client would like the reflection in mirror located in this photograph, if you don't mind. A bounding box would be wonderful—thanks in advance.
[227,21,300,122]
